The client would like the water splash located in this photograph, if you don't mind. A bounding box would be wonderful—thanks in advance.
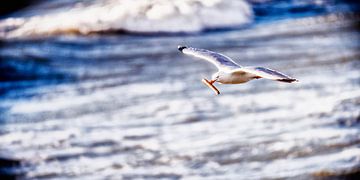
[0,0,252,38]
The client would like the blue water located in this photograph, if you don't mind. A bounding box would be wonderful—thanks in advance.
[0,0,360,179]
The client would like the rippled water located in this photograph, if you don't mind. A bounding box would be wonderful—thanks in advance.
[1,0,360,179]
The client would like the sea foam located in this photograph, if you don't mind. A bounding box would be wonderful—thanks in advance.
[0,0,252,38]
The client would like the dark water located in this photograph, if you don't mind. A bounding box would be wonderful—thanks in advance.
[0,0,360,179]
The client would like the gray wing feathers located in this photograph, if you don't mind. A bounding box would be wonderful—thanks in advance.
[181,47,240,70]
[235,66,297,83]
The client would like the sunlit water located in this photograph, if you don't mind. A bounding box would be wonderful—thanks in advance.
[0,0,360,179]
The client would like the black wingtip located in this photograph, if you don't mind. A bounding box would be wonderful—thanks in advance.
[178,45,187,52]
[277,78,298,83]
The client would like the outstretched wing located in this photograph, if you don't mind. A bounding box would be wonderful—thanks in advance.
[178,46,240,70]
[232,66,298,83]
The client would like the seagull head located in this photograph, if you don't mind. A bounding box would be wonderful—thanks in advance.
[177,45,187,52]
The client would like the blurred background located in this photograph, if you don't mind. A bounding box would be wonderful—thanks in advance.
[0,0,359,179]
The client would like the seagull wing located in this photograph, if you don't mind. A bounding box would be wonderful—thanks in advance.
[178,46,240,70]
[232,66,298,83]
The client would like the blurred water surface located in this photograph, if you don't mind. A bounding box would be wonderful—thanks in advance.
[0,0,360,179]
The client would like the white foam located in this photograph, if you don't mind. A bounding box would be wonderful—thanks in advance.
[0,0,252,38]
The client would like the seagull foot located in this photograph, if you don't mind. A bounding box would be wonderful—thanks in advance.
[202,78,220,95]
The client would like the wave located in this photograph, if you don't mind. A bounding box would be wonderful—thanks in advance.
[0,0,253,38]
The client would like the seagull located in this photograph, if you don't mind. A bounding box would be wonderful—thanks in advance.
[178,45,297,95]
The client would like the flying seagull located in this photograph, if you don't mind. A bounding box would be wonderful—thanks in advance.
[178,46,297,95]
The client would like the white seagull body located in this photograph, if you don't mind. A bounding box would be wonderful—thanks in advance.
[178,46,297,94]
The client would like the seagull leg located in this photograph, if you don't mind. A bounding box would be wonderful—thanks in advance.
[202,78,220,95]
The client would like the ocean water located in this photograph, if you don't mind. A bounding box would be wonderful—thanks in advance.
[0,0,360,179]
